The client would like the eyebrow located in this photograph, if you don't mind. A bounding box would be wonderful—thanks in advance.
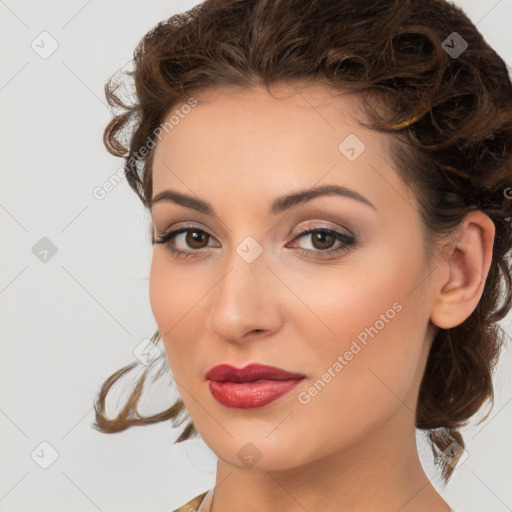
[150,184,377,215]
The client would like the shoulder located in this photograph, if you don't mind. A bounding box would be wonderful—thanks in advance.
[170,490,210,512]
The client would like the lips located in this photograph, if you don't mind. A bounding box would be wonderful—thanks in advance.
[205,363,306,409]
[204,363,306,383]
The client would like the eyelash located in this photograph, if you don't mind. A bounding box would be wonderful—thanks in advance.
[155,223,357,260]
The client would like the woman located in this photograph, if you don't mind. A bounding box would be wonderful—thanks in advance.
[93,0,512,511]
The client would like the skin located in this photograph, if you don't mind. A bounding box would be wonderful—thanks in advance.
[148,83,495,512]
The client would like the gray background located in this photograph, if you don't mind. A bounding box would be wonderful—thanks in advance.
[0,1,511,511]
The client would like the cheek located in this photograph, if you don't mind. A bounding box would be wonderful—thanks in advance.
[148,252,203,366]
[149,252,175,333]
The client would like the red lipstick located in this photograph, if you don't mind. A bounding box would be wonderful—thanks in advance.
[205,363,306,409]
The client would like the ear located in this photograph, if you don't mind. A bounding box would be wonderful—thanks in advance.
[430,211,495,330]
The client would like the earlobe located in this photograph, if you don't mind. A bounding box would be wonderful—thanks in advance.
[430,211,495,330]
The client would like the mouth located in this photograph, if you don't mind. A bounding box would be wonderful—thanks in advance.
[205,363,306,409]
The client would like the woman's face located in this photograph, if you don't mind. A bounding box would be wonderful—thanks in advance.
[149,83,440,470]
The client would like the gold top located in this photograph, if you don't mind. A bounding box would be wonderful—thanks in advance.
[172,489,462,511]
[172,490,209,512]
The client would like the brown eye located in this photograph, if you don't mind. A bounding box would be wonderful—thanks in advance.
[155,223,357,261]
[155,225,217,258]
[185,229,210,249]
[309,230,337,250]
[288,226,357,260]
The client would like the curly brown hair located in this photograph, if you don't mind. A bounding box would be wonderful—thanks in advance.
[93,0,512,483]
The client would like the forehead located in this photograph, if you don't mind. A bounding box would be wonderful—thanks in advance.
[151,83,418,218]
[153,83,370,164]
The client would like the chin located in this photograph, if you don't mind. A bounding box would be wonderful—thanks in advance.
[204,432,317,472]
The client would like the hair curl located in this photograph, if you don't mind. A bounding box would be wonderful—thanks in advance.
[93,0,512,483]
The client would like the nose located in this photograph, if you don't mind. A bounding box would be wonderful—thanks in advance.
[206,248,283,344]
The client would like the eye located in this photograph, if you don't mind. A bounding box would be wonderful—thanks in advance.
[154,224,217,259]
[154,223,358,260]
[287,225,357,259]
